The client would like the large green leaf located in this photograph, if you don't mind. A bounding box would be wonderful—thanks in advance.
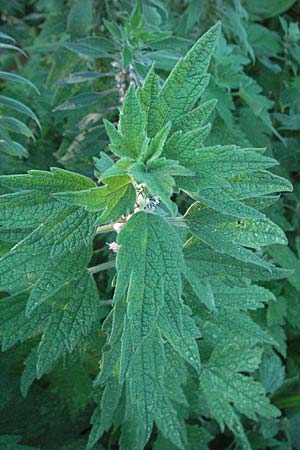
[201,343,280,449]
[0,168,98,314]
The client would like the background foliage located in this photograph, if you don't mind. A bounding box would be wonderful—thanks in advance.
[0,1,299,449]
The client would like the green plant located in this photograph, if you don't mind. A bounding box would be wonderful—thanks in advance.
[0,32,39,158]
[0,20,296,450]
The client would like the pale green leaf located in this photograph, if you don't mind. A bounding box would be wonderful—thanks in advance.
[130,158,191,214]
[87,378,123,449]
[54,175,136,224]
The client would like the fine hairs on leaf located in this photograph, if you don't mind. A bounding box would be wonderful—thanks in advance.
[0,18,293,450]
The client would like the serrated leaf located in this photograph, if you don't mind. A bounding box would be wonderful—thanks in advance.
[194,170,292,217]
[201,343,280,448]
[94,151,114,176]
[159,305,201,372]
[148,22,220,136]
[142,122,171,162]
[169,145,279,187]
[172,99,217,133]
[137,65,159,133]
[103,85,147,160]
[154,425,212,450]
[199,305,274,347]
[0,166,95,193]
[54,175,136,224]
[118,84,146,159]
[0,169,98,314]
[213,284,275,310]
[129,158,191,214]
[183,238,283,286]
[184,202,287,267]
[0,292,49,351]
[114,212,184,346]
[165,124,212,161]
[260,351,285,394]
[87,377,123,449]
[0,274,98,379]
[91,212,200,449]
[36,273,98,377]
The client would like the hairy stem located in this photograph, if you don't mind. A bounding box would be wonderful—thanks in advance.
[88,259,116,274]
[99,300,113,306]
[96,223,115,234]
[166,216,187,227]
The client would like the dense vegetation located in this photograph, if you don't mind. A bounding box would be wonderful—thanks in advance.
[0,1,299,449]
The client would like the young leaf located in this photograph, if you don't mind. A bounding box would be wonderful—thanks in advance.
[53,175,136,224]
[105,84,146,159]
[119,84,146,159]
[137,65,159,132]
[148,22,221,136]
[142,122,171,162]
[129,158,191,214]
